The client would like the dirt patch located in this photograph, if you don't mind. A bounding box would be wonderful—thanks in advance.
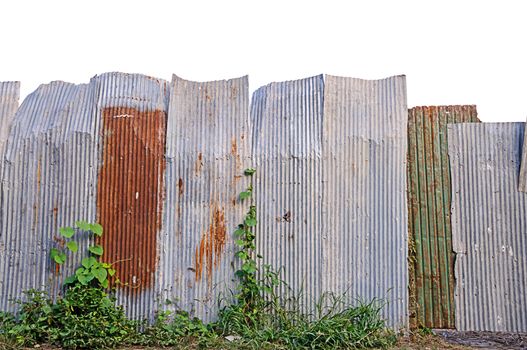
[434,330,527,349]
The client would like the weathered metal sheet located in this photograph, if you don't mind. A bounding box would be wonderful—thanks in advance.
[158,75,249,322]
[0,82,20,172]
[93,72,170,320]
[407,106,479,329]
[0,81,99,310]
[251,75,408,328]
[322,75,408,328]
[252,75,324,315]
[448,122,527,332]
[518,118,527,192]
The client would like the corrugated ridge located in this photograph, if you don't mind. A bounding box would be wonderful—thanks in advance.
[93,72,169,320]
[518,118,527,192]
[158,75,249,322]
[0,81,98,310]
[407,105,479,329]
[448,122,527,332]
[251,75,324,315]
[322,75,408,328]
[0,81,20,175]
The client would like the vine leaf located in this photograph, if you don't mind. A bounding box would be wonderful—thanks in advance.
[59,227,75,239]
[75,220,91,231]
[89,245,104,256]
[66,241,78,253]
[90,223,103,237]
[245,217,257,227]
[240,191,252,200]
[244,168,256,176]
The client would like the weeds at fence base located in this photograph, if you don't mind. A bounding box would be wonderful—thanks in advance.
[0,286,395,349]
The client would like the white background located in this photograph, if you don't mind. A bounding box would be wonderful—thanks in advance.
[0,0,525,121]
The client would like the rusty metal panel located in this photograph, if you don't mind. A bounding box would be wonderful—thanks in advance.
[252,75,324,315]
[407,106,479,329]
[251,75,408,328]
[158,75,249,322]
[0,81,99,310]
[93,72,170,320]
[448,122,527,332]
[321,75,408,328]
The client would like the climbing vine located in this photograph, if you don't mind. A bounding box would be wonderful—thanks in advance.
[50,221,116,289]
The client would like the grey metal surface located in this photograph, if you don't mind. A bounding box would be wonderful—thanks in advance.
[0,81,99,310]
[252,75,325,316]
[251,75,408,328]
[0,82,20,179]
[519,119,527,192]
[158,75,250,322]
[448,122,527,332]
[322,75,408,328]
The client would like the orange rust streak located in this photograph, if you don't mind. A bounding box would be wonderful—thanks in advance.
[97,107,166,291]
[195,153,203,175]
[194,205,227,282]
[231,138,238,156]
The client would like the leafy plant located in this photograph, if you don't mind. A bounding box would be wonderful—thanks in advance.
[50,221,116,289]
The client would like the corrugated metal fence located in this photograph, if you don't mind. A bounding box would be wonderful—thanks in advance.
[252,75,409,327]
[0,73,409,328]
[2,72,526,332]
[448,123,527,332]
[407,106,479,329]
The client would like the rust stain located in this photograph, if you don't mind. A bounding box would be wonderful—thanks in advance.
[97,107,166,292]
[195,153,203,175]
[231,138,238,156]
[178,178,184,196]
[52,206,58,227]
[194,205,227,282]
[32,159,42,228]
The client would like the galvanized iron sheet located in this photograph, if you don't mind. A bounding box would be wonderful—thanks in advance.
[251,75,408,328]
[252,75,324,316]
[448,122,527,332]
[0,81,99,310]
[322,75,408,328]
[93,72,170,320]
[0,82,20,170]
[407,106,479,329]
[158,75,249,322]
[518,119,527,192]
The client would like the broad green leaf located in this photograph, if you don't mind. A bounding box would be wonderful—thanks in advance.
[59,227,75,238]
[53,253,66,265]
[101,262,111,269]
[242,264,256,274]
[75,220,91,231]
[239,191,251,200]
[244,168,256,176]
[64,275,77,285]
[235,251,247,259]
[234,228,244,237]
[76,267,85,276]
[101,279,109,288]
[234,239,245,247]
[108,268,116,277]
[77,273,91,285]
[82,257,96,268]
[89,245,103,256]
[93,267,108,283]
[245,217,257,227]
[50,248,60,258]
[90,223,103,236]
[66,241,78,253]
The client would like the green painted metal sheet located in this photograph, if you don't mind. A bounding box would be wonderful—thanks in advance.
[407,106,479,329]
